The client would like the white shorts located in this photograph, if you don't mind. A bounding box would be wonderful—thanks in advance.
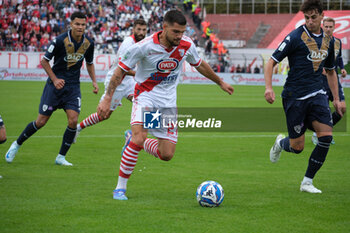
[131,95,178,143]
[100,75,136,111]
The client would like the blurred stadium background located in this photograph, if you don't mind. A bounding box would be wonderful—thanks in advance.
[0,0,349,86]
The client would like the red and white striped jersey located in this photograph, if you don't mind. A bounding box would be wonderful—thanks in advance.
[105,35,137,86]
[118,31,202,101]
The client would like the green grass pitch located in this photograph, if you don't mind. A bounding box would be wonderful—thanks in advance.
[0,81,349,233]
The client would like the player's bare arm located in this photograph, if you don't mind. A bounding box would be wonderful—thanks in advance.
[126,70,136,76]
[264,58,277,104]
[326,69,342,116]
[195,60,234,95]
[97,66,126,118]
[86,63,99,94]
[41,58,65,89]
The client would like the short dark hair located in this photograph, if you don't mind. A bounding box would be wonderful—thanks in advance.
[134,18,147,27]
[323,17,335,25]
[71,11,87,21]
[164,9,186,26]
[300,0,323,14]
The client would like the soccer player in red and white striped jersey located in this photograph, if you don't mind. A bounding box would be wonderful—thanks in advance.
[98,10,234,200]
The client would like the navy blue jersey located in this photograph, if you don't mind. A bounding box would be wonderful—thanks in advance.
[272,25,335,99]
[334,37,344,71]
[43,30,94,84]
[321,36,345,101]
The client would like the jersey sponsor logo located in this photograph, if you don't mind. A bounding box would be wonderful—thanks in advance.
[150,73,178,82]
[64,53,84,62]
[307,50,328,62]
[156,59,179,73]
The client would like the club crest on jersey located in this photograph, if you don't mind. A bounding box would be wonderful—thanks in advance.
[178,49,185,57]
[156,59,179,73]
[307,50,328,62]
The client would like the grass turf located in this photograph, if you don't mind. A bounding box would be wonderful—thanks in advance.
[0,81,349,233]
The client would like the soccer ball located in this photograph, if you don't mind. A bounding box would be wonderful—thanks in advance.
[196,181,224,207]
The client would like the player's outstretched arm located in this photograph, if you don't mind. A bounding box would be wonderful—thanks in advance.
[326,69,343,117]
[86,63,99,94]
[264,58,277,104]
[41,58,65,89]
[195,60,234,95]
[97,66,126,119]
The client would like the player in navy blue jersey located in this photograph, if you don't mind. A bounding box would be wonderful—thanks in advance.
[264,0,342,193]
[311,17,347,145]
[5,12,99,166]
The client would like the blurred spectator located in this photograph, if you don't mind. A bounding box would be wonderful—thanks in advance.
[254,65,260,74]
[0,0,173,53]
[241,65,246,73]
[236,64,242,73]
[230,64,236,73]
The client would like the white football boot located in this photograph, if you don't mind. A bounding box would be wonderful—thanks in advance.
[269,134,285,163]
[72,124,81,144]
[300,181,322,194]
[55,155,73,166]
[311,132,318,145]
[5,141,20,163]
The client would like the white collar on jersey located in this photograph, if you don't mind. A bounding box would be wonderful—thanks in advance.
[303,25,324,38]
[68,29,85,43]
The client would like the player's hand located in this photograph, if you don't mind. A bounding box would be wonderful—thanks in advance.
[341,69,347,78]
[53,78,65,89]
[97,97,111,119]
[92,82,99,94]
[220,82,234,95]
[264,88,275,104]
[333,99,343,117]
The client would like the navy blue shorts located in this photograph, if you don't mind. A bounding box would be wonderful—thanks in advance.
[282,94,333,139]
[39,81,81,116]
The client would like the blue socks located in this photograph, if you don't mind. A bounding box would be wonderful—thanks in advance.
[59,126,77,156]
[305,136,332,179]
[279,137,303,154]
[17,121,39,145]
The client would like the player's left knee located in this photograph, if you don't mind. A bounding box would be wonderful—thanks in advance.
[158,151,175,161]
[68,119,78,127]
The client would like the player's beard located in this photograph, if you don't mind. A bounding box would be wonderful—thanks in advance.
[134,34,145,42]
[166,34,180,47]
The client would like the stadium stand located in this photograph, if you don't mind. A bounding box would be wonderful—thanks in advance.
[0,0,174,53]
[204,14,294,48]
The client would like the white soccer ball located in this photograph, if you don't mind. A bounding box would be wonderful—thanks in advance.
[196,180,224,207]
